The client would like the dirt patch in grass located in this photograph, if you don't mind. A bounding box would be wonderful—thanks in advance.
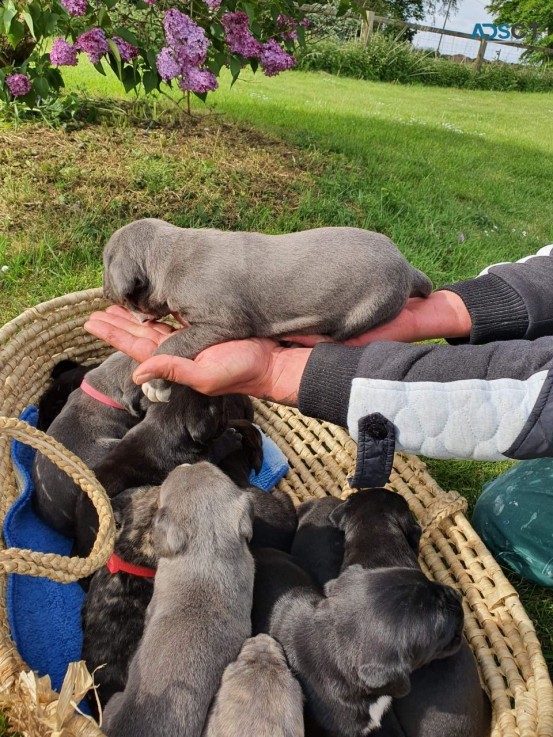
[0,116,318,250]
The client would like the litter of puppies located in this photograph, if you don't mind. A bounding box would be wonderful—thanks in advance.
[29,222,491,737]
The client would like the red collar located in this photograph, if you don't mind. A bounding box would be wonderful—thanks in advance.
[106,553,156,578]
[81,378,126,410]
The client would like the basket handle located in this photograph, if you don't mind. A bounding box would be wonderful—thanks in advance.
[0,417,114,583]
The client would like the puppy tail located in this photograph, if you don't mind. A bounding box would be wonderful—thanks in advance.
[410,268,433,298]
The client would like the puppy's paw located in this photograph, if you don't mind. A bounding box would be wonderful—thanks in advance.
[142,379,172,403]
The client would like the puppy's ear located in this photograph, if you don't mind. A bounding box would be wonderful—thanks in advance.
[328,501,347,529]
[358,663,411,699]
[152,507,188,558]
[236,493,254,542]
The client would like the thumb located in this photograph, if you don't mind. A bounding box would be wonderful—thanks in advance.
[133,355,205,388]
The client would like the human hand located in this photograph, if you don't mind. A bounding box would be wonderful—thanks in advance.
[283,290,472,347]
[84,306,311,405]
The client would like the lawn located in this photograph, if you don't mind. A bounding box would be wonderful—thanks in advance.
[1,65,552,670]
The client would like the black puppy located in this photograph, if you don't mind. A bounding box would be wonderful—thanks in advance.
[37,359,99,431]
[82,485,159,713]
[75,386,244,556]
[252,547,464,737]
[213,417,297,551]
[218,419,264,488]
[291,496,344,586]
[250,486,298,552]
[331,489,491,737]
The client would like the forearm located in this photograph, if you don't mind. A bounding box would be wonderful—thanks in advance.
[299,339,553,461]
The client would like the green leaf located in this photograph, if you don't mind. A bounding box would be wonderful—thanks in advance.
[33,76,50,99]
[98,7,111,28]
[7,19,25,48]
[114,27,139,46]
[142,69,159,94]
[243,3,255,21]
[104,0,118,8]
[3,2,17,35]
[122,65,138,93]
[229,56,242,80]
[107,38,122,79]
[93,61,107,77]
[22,11,35,39]
[193,91,208,103]
[43,12,60,35]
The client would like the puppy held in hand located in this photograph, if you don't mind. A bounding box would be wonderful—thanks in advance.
[203,634,304,737]
[82,485,159,712]
[33,351,144,539]
[74,385,241,556]
[332,489,491,737]
[291,497,345,586]
[102,463,255,737]
[253,548,463,737]
[103,218,432,401]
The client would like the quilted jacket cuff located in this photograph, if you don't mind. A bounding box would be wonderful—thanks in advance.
[440,273,529,344]
[298,343,363,428]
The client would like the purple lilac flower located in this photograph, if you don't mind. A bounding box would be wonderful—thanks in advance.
[113,36,139,62]
[259,39,295,77]
[179,67,218,93]
[61,0,87,15]
[277,14,298,41]
[204,0,222,9]
[163,9,209,66]
[50,38,78,67]
[76,28,109,64]
[5,73,32,97]
[221,12,263,58]
[156,47,181,81]
[300,18,312,28]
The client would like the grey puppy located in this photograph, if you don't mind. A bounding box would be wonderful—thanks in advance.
[203,634,304,737]
[102,462,255,737]
[33,351,144,538]
[103,218,432,401]
[252,548,464,737]
[291,497,344,586]
[331,489,491,737]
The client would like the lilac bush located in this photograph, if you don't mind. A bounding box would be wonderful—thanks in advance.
[0,0,326,110]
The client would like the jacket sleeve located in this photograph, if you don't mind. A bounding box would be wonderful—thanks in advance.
[440,245,553,344]
[298,338,553,463]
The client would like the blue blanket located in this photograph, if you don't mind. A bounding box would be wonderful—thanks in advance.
[4,407,289,699]
[4,406,87,696]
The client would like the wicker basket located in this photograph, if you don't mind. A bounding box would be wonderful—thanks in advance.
[0,289,551,737]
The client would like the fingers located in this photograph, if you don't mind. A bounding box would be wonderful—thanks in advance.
[280,334,335,347]
[98,307,175,336]
[132,355,218,394]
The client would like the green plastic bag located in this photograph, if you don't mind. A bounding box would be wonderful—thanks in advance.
[472,458,553,588]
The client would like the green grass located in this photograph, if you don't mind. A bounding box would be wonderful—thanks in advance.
[1,64,552,677]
